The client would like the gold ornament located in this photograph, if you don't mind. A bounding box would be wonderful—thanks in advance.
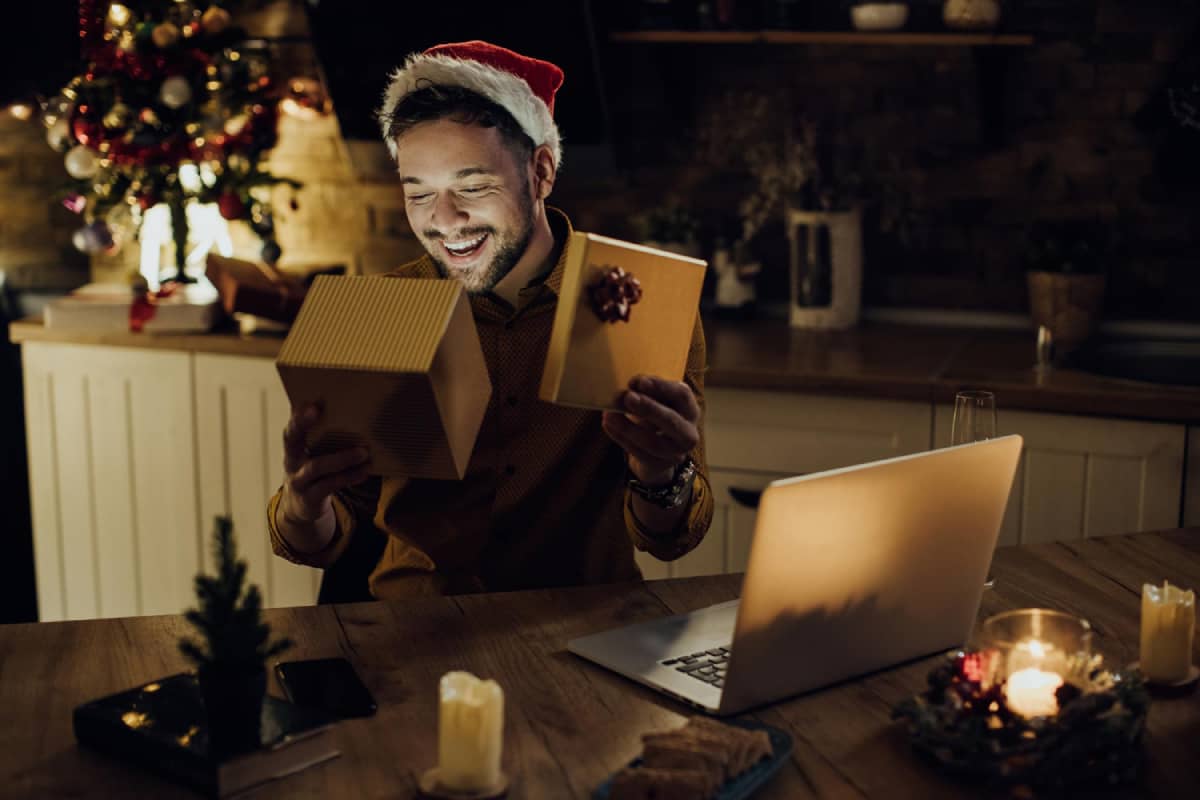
[201,6,232,35]
[103,103,132,129]
[151,23,181,49]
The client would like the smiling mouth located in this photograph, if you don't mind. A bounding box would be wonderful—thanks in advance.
[441,233,489,259]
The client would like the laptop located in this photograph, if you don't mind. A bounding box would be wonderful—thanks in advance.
[568,435,1023,715]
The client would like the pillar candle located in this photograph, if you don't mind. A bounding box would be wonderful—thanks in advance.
[1140,581,1196,684]
[437,671,504,792]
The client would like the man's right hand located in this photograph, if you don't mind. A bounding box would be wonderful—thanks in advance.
[279,404,371,533]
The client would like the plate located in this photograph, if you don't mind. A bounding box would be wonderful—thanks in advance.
[593,718,794,800]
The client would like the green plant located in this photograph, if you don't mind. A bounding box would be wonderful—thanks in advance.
[1023,219,1119,275]
[632,202,701,244]
[179,517,292,671]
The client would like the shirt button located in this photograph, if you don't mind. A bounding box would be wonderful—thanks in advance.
[504,464,516,476]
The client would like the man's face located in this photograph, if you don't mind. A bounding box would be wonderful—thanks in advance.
[393,119,535,294]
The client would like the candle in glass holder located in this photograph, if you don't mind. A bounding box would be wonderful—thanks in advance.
[1140,581,1195,684]
[437,671,504,793]
[1005,664,1064,718]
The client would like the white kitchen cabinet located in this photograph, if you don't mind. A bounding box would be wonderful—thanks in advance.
[194,353,320,609]
[21,343,318,622]
[21,342,200,621]
[933,406,1185,545]
[1185,427,1199,527]
[636,389,933,578]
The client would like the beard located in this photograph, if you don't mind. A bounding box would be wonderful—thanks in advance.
[424,187,535,295]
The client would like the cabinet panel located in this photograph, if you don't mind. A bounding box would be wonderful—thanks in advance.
[21,342,198,621]
[705,388,931,475]
[195,353,319,609]
[635,468,788,579]
[934,406,1184,544]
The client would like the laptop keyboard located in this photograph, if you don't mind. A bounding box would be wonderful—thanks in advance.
[660,646,731,688]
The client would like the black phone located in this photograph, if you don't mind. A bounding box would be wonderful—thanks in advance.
[274,657,377,719]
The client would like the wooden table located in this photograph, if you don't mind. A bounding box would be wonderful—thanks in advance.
[3,530,1198,798]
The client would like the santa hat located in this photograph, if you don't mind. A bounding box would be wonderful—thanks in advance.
[379,41,564,168]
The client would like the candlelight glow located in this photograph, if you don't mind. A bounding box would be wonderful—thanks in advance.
[1004,665,1063,718]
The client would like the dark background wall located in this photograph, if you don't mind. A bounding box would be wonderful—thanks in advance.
[582,0,1200,321]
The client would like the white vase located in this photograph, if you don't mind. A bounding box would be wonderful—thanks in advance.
[785,208,863,330]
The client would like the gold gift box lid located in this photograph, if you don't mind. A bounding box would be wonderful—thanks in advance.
[276,275,491,480]
[539,232,706,411]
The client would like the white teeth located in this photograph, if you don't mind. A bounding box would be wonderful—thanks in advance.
[444,234,486,253]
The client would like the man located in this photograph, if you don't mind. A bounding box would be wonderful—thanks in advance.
[267,41,713,599]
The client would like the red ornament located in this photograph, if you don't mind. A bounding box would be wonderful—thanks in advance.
[217,191,247,220]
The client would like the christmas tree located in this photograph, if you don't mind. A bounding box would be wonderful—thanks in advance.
[41,1,300,284]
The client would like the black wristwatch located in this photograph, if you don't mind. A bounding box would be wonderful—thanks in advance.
[627,457,697,509]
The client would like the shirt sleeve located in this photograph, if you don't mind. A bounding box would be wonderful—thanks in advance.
[623,314,715,561]
[267,477,381,569]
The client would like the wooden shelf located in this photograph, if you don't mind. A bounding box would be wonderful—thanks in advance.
[610,30,1035,47]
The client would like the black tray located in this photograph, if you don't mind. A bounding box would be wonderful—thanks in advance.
[593,718,793,800]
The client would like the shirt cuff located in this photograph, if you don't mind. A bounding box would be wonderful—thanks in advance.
[624,470,713,562]
[267,489,357,569]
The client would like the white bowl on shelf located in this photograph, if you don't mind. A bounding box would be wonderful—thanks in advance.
[850,3,910,32]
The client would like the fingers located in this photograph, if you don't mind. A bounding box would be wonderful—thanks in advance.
[602,411,684,468]
[621,390,700,452]
[282,404,320,474]
[628,375,701,423]
[290,446,369,494]
[300,463,372,510]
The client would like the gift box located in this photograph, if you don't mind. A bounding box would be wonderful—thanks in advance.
[43,282,220,334]
[275,276,491,480]
[539,233,706,410]
[205,254,308,324]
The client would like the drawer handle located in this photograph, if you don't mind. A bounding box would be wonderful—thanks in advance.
[728,488,762,509]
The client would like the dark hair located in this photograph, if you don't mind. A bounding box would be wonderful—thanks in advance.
[379,83,535,163]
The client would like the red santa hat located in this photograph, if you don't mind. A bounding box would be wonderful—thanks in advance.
[379,40,564,168]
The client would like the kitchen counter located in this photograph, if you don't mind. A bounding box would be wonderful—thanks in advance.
[10,316,1200,423]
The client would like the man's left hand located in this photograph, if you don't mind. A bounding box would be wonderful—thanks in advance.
[601,375,700,486]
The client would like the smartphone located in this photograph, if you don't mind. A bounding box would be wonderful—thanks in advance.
[274,657,377,719]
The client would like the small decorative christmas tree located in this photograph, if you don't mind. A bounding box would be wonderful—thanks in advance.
[180,515,292,671]
[180,516,292,755]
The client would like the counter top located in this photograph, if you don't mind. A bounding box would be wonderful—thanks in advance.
[10,316,1200,423]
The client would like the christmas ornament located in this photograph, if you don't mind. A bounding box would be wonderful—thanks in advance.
[152,22,181,49]
[41,94,74,129]
[166,2,198,28]
[217,191,246,220]
[46,118,72,151]
[261,239,282,265]
[201,6,231,35]
[62,193,87,214]
[280,77,331,120]
[102,103,132,129]
[72,221,115,255]
[64,144,100,179]
[159,76,193,109]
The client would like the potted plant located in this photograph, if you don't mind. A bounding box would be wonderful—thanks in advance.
[179,516,292,757]
[1023,219,1115,356]
[632,202,702,258]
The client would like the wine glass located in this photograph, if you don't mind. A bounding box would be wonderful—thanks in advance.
[951,390,997,446]
[952,390,998,588]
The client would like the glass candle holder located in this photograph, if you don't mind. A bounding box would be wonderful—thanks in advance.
[975,609,1094,718]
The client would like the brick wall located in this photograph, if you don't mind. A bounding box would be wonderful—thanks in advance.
[0,113,89,291]
[591,0,1200,321]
